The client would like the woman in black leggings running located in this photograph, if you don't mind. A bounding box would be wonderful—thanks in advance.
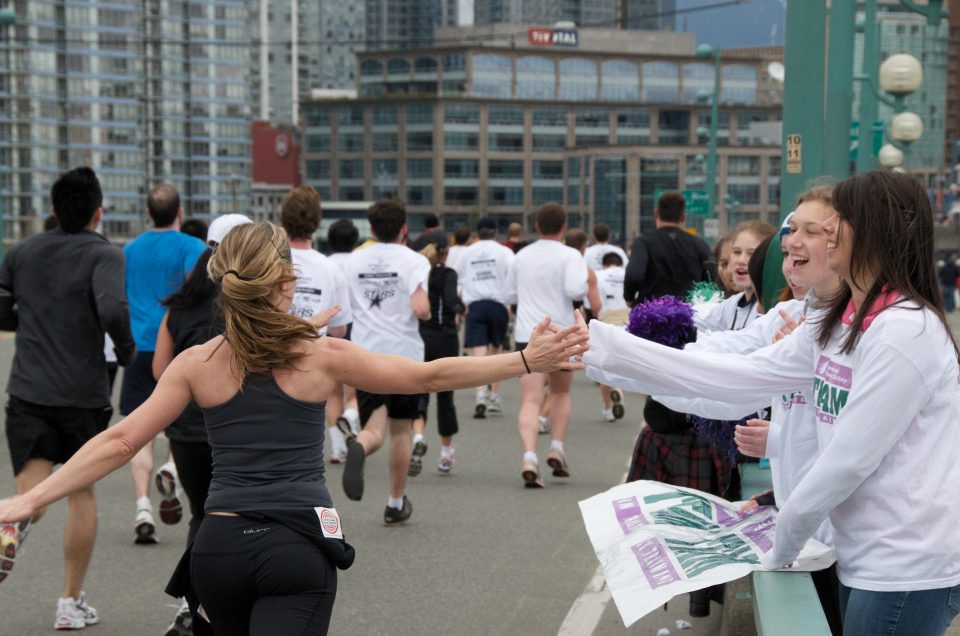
[0,222,587,636]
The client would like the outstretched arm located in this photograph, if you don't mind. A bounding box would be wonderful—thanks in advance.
[321,315,587,395]
[0,354,195,523]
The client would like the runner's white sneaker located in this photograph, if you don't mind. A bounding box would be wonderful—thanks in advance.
[486,394,503,416]
[155,461,183,525]
[135,504,157,544]
[55,593,98,630]
[537,416,551,435]
[602,408,616,422]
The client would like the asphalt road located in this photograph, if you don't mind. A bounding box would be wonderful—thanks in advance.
[0,334,694,635]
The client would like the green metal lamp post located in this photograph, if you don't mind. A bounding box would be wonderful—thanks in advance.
[0,7,15,258]
[695,44,721,225]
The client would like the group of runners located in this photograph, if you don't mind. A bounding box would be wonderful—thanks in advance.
[0,166,959,636]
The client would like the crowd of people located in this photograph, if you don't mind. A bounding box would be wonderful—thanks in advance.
[0,165,957,636]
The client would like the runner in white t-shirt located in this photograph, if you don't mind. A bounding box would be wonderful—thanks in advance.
[594,251,629,421]
[325,218,362,441]
[456,217,515,418]
[583,223,629,272]
[342,199,431,524]
[505,203,588,488]
[281,188,354,463]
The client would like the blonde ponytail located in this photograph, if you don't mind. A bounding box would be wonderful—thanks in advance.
[207,222,319,379]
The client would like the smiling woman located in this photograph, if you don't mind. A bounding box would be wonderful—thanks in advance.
[584,170,960,636]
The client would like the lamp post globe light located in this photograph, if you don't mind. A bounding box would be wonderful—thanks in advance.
[878,143,905,169]
[889,112,923,143]
[878,53,924,96]
[695,44,721,227]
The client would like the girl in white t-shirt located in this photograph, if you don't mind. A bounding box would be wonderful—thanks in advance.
[585,171,960,636]
[695,221,776,333]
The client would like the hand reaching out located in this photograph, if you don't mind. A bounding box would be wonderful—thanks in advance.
[734,418,769,458]
[773,310,805,343]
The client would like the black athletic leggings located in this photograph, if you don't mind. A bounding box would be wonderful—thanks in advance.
[169,440,212,546]
[190,515,337,635]
[421,332,460,438]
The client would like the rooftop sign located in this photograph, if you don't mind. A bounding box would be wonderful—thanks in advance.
[527,27,579,47]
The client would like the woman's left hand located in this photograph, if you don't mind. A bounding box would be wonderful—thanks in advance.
[309,305,341,329]
[0,494,36,525]
[524,311,589,373]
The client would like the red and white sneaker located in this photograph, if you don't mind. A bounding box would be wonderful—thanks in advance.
[0,519,30,584]
[155,462,183,525]
[54,592,98,630]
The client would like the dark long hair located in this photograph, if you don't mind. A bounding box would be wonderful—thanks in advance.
[163,248,217,310]
[815,170,957,355]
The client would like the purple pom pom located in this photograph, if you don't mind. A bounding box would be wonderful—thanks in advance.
[625,296,696,350]
[687,414,745,467]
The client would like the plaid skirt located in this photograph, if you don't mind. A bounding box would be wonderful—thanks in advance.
[627,427,738,499]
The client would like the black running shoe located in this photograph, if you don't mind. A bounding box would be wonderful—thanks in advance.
[342,438,366,501]
[383,496,413,525]
[408,440,428,477]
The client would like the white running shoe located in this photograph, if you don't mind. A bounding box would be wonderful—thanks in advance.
[602,408,616,422]
[486,394,503,416]
[55,593,98,630]
[134,505,157,545]
[155,462,183,525]
[474,391,488,419]
[438,449,455,474]
[537,416,551,435]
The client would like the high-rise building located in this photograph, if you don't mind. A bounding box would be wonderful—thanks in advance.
[474,0,616,27]
[620,0,675,31]
[250,1,365,126]
[0,0,252,242]
[365,0,457,51]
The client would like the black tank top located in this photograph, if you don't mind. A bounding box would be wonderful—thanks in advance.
[201,372,332,512]
[165,290,221,443]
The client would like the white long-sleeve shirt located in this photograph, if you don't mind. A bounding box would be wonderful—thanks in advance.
[651,298,831,546]
[585,304,960,591]
[505,239,588,343]
[694,291,760,333]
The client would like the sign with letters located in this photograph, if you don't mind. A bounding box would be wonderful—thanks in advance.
[579,480,835,626]
[527,27,579,47]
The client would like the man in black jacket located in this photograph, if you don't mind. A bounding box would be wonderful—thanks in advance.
[0,167,135,629]
[623,191,713,306]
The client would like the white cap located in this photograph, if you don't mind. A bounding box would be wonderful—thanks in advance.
[207,214,253,246]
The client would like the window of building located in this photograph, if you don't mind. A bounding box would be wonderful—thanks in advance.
[339,159,364,179]
[642,62,680,102]
[532,186,564,206]
[558,58,598,101]
[517,56,556,100]
[489,160,523,179]
[338,106,364,126]
[444,186,478,205]
[337,132,364,152]
[305,107,331,126]
[406,103,434,124]
[306,134,330,152]
[373,105,397,125]
[407,158,433,179]
[444,158,479,178]
[727,156,761,176]
[722,64,758,105]
[414,57,437,74]
[657,110,689,145]
[444,131,479,150]
[473,53,512,98]
[305,160,330,179]
[682,63,714,104]
[488,132,524,152]
[601,60,639,101]
[443,53,466,73]
[532,160,563,180]
[373,132,398,151]
[407,185,433,205]
[407,131,433,151]
[360,59,382,77]
[387,58,410,76]
[489,186,524,206]
[533,107,567,128]
[616,108,652,145]
[488,105,524,126]
[532,134,566,151]
[339,186,365,201]
[444,103,480,124]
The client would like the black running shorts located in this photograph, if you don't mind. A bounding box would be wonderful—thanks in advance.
[119,351,156,415]
[356,390,425,426]
[5,396,113,476]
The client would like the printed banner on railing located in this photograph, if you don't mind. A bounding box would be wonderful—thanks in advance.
[579,480,835,627]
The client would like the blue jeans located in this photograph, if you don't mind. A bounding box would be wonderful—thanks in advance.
[839,583,960,636]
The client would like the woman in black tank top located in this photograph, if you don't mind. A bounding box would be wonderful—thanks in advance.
[0,221,588,636]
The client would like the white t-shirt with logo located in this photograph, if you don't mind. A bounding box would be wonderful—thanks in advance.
[585,303,960,591]
[594,266,628,317]
[345,242,431,361]
[584,243,629,272]
[289,248,352,335]
[327,251,351,274]
[505,239,588,343]
[456,239,515,306]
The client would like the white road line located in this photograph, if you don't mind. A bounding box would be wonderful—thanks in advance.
[557,565,612,636]
[558,468,629,636]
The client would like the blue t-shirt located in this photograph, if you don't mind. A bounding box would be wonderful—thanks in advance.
[124,230,205,351]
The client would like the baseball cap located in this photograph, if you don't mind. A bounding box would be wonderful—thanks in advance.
[207,214,253,246]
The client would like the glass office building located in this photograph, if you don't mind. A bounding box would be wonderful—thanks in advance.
[0,0,251,243]
[303,35,781,244]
